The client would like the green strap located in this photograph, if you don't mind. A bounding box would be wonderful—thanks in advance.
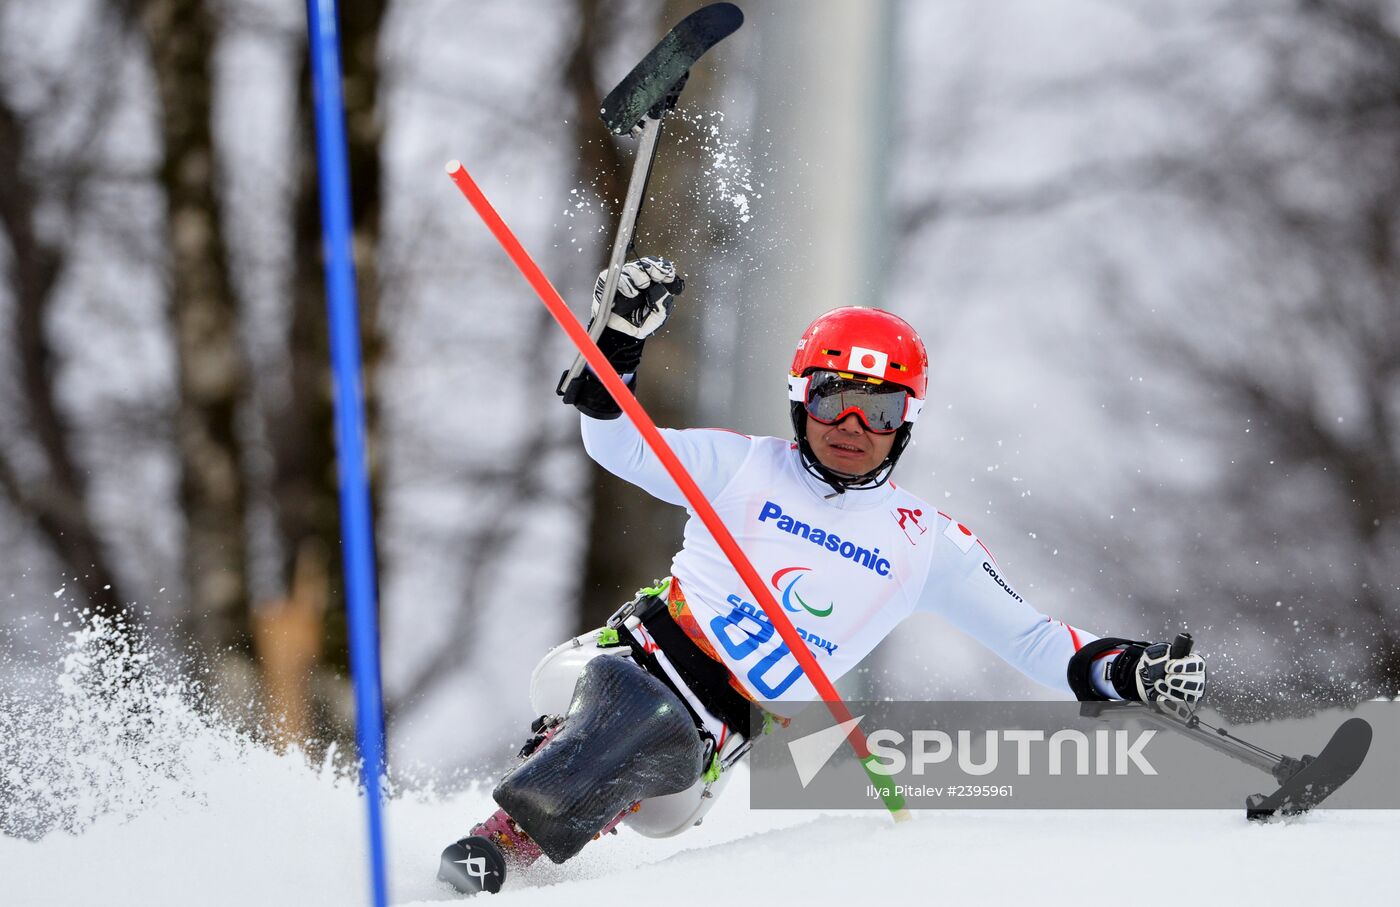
[638,577,672,598]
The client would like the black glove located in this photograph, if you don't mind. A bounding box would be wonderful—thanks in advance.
[1068,635,1207,710]
[1111,639,1207,705]
[591,257,683,339]
[570,257,683,419]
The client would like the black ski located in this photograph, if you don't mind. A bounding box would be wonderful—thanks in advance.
[1245,716,1372,820]
[599,3,744,135]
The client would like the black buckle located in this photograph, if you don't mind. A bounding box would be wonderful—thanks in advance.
[607,584,668,628]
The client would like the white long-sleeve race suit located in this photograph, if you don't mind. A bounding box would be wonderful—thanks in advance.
[582,415,1113,717]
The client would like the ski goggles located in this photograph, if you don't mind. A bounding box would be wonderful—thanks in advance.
[788,370,923,434]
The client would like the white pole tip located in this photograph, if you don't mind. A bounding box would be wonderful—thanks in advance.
[445,159,462,174]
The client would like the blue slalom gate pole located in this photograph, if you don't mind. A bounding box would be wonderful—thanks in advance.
[306,1,388,905]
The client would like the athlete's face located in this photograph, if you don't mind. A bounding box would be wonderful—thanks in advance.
[806,413,897,477]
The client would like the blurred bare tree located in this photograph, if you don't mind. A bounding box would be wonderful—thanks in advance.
[142,0,252,660]
[381,0,695,713]
[139,0,390,741]
[564,0,688,633]
[1105,0,1400,705]
[253,0,388,738]
[0,3,135,624]
[899,0,1400,708]
[0,0,395,745]
[568,0,738,633]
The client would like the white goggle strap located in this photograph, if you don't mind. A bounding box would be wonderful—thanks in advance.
[903,396,924,424]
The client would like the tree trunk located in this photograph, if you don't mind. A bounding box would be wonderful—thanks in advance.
[141,0,251,654]
[567,0,723,632]
[0,73,131,622]
[264,0,387,690]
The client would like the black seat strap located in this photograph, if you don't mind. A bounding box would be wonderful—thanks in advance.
[623,592,753,738]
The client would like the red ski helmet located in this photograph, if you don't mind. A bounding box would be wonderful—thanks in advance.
[788,306,929,400]
[787,307,929,491]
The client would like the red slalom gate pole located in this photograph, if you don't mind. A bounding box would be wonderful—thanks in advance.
[446,160,907,819]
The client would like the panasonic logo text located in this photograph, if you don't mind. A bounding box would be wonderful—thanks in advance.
[758,501,892,576]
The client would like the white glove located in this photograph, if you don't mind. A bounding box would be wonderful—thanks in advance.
[590,256,682,339]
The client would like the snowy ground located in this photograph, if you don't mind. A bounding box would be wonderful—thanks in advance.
[3,624,1396,906]
[7,763,1398,906]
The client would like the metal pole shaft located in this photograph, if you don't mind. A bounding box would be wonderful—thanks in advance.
[1132,708,1281,776]
[558,115,664,395]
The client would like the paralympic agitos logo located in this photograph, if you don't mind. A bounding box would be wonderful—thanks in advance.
[771,566,833,617]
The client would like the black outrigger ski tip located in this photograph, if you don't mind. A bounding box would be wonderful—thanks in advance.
[599,2,744,135]
[1246,716,1372,821]
[438,835,507,896]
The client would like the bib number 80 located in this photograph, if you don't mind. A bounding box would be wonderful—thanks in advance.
[710,608,804,699]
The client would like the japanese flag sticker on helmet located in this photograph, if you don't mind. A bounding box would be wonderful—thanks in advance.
[847,346,888,378]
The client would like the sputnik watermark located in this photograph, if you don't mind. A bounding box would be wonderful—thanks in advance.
[748,700,1384,810]
[862,728,1158,777]
[789,718,1156,790]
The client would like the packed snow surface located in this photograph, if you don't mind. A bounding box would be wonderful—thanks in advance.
[2,622,1395,906]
